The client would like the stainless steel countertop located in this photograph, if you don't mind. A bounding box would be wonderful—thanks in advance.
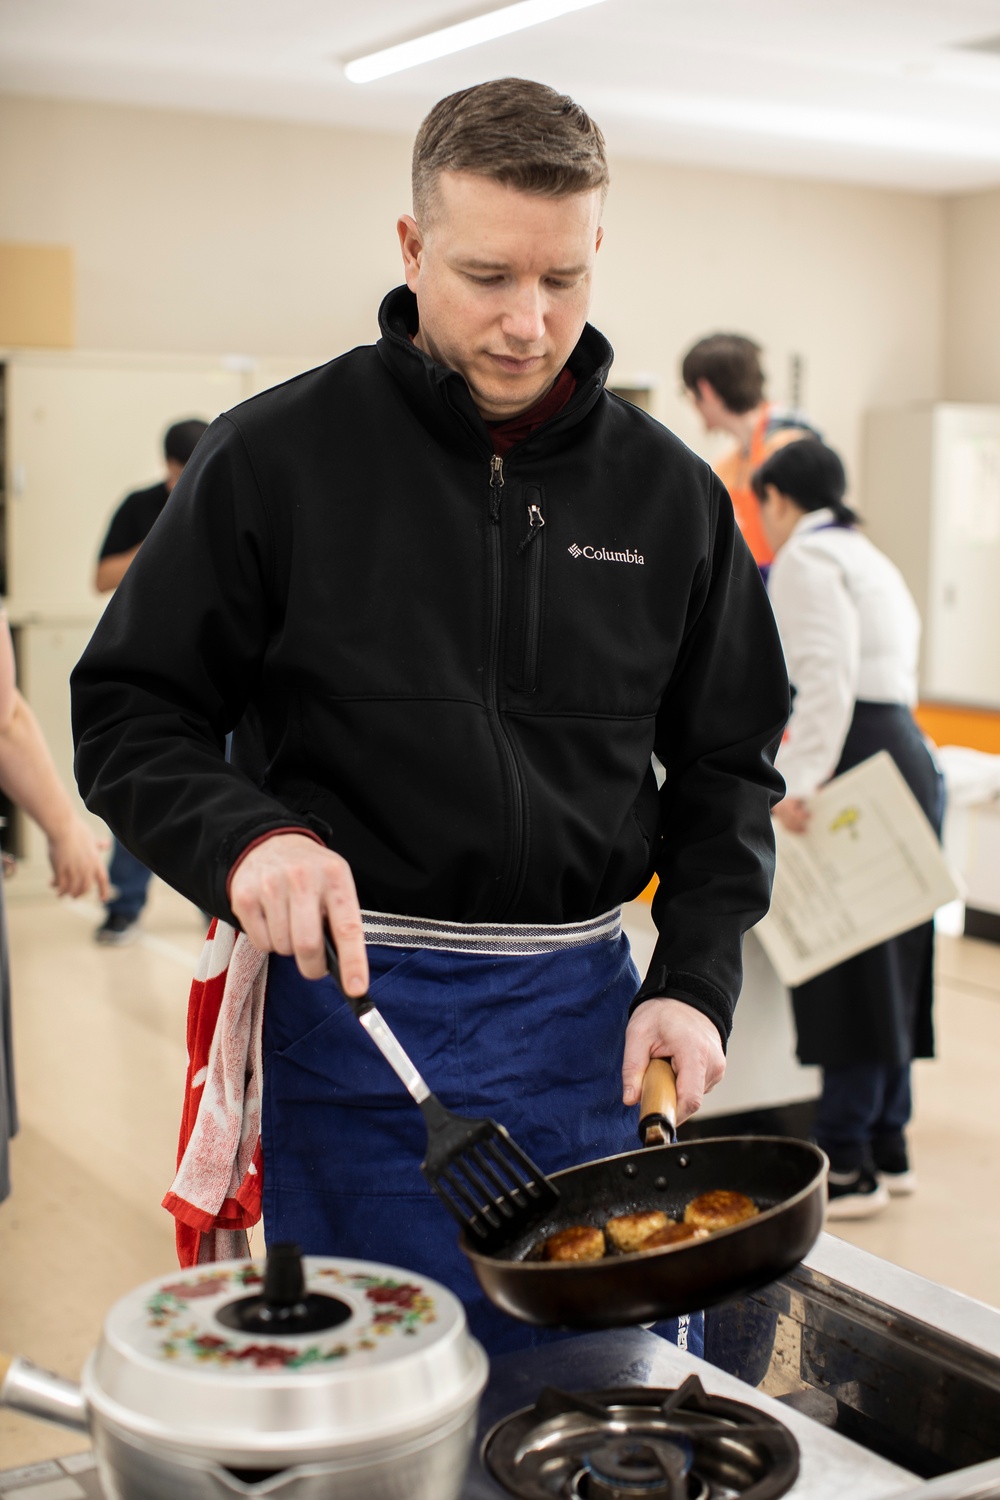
[6,1234,999,1498]
[800,1234,1000,1359]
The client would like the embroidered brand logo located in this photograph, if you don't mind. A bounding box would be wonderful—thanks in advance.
[567,542,645,565]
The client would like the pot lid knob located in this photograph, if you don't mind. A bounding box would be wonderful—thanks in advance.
[215,1244,353,1337]
[263,1242,306,1309]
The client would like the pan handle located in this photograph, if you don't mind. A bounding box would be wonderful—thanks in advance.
[638,1058,678,1147]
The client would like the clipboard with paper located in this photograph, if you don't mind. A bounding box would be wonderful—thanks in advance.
[755,750,960,988]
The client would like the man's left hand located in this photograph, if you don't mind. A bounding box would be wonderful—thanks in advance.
[622,998,725,1124]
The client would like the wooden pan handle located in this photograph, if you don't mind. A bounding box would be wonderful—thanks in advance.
[638,1058,678,1147]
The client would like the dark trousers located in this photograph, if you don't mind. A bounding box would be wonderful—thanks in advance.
[106,838,152,921]
[812,1062,912,1173]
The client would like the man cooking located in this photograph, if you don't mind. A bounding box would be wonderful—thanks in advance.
[71,78,789,1354]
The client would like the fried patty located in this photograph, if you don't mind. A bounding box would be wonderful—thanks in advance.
[541,1225,606,1262]
[639,1219,703,1250]
[683,1189,759,1231]
[605,1210,670,1253]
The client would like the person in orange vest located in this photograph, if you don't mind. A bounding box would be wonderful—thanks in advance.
[680,334,820,569]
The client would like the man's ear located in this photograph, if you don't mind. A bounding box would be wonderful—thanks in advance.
[696,377,715,404]
[397,215,424,292]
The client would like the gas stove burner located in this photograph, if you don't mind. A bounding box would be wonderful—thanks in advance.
[481,1375,799,1500]
[573,1436,696,1499]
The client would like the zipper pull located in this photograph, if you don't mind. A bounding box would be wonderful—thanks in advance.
[489,454,505,524]
[517,501,546,554]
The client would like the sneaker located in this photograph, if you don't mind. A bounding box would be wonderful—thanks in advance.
[877,1167,917,1196]
[826,1165,890,1220]
[94,912,140,946]
[873,1136,917,1196]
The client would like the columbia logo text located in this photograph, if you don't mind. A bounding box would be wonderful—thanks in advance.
[567,543,645,565]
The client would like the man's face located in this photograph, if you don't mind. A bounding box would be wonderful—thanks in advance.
[398,171,603,422]
[687,378,730,433]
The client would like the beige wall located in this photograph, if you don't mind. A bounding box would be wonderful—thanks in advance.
[0,95,409,359]
[943,187,1000,404]
[0,93,948,491]
[596,155,945,488]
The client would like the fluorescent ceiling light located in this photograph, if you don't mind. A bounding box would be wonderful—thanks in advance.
[344,0,610,84]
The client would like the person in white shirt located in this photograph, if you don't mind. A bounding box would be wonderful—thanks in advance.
[753,438,944,1220]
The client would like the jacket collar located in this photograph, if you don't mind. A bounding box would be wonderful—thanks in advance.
[375,285,614,455]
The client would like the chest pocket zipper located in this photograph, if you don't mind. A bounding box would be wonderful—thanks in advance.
[517,492,545,693]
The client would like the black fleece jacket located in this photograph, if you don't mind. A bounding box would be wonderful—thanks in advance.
[71,287,789,1043]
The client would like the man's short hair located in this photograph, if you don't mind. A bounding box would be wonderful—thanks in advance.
[412,77,609,222]
[164,419,209,467]
[681,334,766,415]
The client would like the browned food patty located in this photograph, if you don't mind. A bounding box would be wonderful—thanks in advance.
[605,1210,670,1253]
[683,1190,759,1231]
[638,1220,704,1250]
[541,1225,606,1262]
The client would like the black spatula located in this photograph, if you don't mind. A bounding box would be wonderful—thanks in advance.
[323,933,560,1254]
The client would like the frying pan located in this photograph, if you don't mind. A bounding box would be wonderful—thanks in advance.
[461,1061,827,1329]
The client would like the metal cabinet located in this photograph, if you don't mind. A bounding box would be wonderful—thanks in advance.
[2,352,245,616]
[863,403,1000,710]
[0,351,247,887]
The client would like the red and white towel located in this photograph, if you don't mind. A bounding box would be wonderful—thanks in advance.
[162,920,267,1266]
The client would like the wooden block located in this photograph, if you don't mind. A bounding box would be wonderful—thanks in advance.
[0,244,74,347]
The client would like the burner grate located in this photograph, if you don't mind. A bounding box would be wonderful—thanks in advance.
[482,1375,799,1500]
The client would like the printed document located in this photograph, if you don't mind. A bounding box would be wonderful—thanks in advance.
[755,750,959,987]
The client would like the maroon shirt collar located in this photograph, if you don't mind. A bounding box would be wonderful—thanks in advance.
[406,331,577,455]
[486,366,577,455]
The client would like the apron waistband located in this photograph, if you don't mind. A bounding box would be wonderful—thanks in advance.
[360,907,622,956]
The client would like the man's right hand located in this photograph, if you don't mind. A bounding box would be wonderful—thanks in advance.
[228,832,369,992]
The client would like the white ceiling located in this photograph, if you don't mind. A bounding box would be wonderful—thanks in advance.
[4,0,1000,193]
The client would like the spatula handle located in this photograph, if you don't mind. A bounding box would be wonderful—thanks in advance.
[323,931,430,1106]
[322,933,374,1019]
[638,1058,678,1146]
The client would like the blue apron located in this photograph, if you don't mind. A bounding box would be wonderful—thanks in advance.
[262,932,703,1357]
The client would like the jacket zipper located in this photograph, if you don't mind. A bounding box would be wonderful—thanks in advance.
[489,453,504,522]
[517,498,545,692]
[484,452,526,917]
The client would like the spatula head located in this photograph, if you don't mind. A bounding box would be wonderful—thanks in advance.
[422,1113,560,1255]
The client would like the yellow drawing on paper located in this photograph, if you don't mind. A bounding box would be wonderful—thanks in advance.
[829,806,861,840]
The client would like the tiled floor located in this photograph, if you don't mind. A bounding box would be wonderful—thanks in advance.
[1,885,999,1466]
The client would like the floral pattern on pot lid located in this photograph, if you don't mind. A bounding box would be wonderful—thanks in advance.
[108,1258,451,1375]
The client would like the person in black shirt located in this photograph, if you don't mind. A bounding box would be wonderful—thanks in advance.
[95,419,208,593]
[93,418,208,941]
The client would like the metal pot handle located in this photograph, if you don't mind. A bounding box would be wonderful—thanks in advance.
[0,1353,89,1431]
